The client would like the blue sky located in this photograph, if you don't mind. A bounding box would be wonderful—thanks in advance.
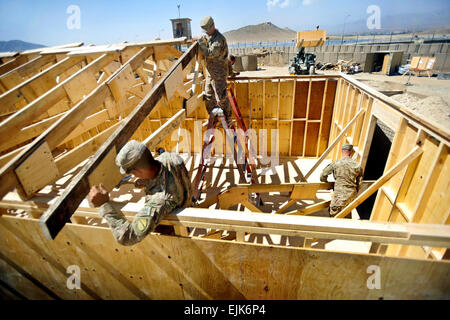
[0,0,448,46]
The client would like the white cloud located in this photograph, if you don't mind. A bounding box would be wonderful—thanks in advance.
[302,0,320,5]
[267,0,290,10]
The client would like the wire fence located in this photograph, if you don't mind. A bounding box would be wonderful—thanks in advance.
[228,33,449,49]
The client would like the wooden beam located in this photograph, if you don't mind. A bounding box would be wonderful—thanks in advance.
[55,121,122,175]
[287,200,330,216]
[0,54,56,90]
[143,109,186,150]
[0,251,60,300]
[3,200,450,248]
[39,42,198,240]
[0,55,84,117]
[0,55,29,76]
[340,73,450,143]
[21,42,84,55]
[0,48,152,200]
[411,142,447,223]
[0,53,116,137]
[334,146,424,218]
[0,112,64,153]
[236,182,333,194]
[304,108,365,180]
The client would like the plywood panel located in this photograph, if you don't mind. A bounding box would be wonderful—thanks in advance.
[264,119,277,155]
[0,216,449,300]
[291,121,305,156]
[279,122,291,156]
[264,80,278,118]
[308,81,325,120]
[279,80,294,120]
[15,141,59,196]
[384,124,417,193]
[402,137,439,218]
[305,122,320,157]
[249,81,263,119]
[420,148,450,225]
[318,80,337,155]
[294,80,308,118]
[371,190,394,222]
[235,82,249,118]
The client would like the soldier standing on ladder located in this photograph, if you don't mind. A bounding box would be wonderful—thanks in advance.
[197,16,233,127]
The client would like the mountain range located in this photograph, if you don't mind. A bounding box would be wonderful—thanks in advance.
[0,40,45,52]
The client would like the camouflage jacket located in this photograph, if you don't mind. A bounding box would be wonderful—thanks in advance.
[99,152,192,246]
[320,156,363,193]
[198,29,229,78]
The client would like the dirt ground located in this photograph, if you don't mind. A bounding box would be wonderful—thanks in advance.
[238,66,450,130]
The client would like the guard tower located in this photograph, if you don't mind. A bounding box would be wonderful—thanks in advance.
[170,18,192,40]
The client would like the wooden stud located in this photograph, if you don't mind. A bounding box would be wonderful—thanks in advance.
[335,146,424,219]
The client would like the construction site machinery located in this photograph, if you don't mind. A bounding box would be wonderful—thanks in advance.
[289,29,326,75]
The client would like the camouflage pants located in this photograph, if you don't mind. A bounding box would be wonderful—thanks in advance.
[204,76,232,123]
[329,190,357,217]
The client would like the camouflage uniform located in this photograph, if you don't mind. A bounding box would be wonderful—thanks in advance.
[320,156,363,217]
[198,29,232,123]
[99,152,192,246]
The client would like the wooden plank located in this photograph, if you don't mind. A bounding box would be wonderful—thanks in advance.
[164,64,183,102]
[335,146,424,219]
[290,182,330,199]
[288,200,331,216]
[143,109,186,150]
[0,55,28,75]
[340,73,449,143]
[107,64,136,102]
[39,42,198,240]
[0,49,151,200]
[0,53,116,138]
[87,146,123,192]
[302,79,313,156]
[411,143,448,223]
[0,56,84,116]
[0,113,64,153]
[14,141,59,196]
[0,251,60,300]
[55,121,122,175]
[0,55,56,89]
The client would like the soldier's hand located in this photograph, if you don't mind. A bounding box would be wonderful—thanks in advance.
[134,178,147,188]
[89,184,110,207]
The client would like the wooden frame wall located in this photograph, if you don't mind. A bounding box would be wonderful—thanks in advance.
[0,212,448,299]
[327,74,450,260]
[0,46,449,298]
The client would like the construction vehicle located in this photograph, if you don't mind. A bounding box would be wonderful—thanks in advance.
[289,47,317,75]
[289,29,326,75]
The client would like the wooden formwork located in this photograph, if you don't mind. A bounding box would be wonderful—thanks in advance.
[0,39,449,300]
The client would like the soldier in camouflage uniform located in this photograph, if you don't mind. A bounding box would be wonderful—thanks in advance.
[320,144,363,217]
[227,55,240,78]
[198,16,233,126]
[88,140,192,246]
